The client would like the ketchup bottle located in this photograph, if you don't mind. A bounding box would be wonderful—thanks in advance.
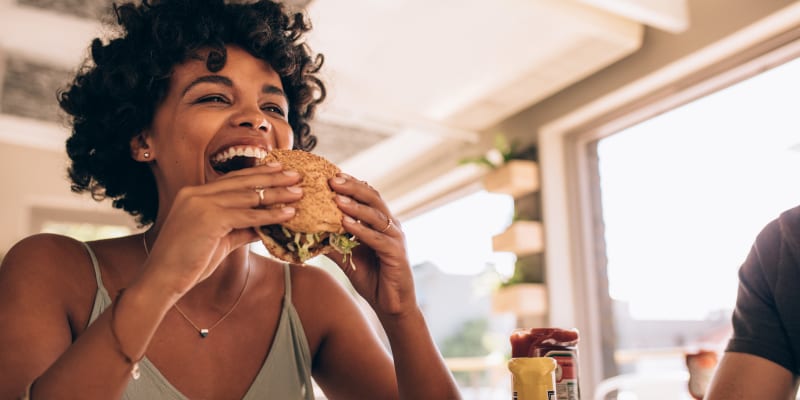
[511,328,581,400]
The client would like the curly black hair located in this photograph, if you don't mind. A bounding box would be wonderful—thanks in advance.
[58,0,325,226]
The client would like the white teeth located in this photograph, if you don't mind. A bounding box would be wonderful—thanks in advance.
[211,145,267,164]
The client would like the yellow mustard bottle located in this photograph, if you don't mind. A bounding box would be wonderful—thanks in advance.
[508,357,557,400]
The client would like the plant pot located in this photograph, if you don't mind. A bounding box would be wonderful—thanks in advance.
[492,283,548,316]
[492,220,543,255]
[482,160,539,199]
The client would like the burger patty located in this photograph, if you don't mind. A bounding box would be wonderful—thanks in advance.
[264,224,292,247]
[263,224,331,253]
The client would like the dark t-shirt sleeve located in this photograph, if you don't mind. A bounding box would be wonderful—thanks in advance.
[726,219,796,373]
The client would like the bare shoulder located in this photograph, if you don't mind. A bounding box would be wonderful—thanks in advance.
[0,233,97,316]
[1,233,93,283]
[0,234,105,397]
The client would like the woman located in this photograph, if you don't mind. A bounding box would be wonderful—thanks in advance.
[0,0,461,399]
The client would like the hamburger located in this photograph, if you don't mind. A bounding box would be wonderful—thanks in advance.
[252,149,359,265]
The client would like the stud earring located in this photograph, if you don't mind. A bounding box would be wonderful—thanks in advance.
[143,151,150,159]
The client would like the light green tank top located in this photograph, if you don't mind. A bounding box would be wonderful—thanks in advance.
[82,242,315,400]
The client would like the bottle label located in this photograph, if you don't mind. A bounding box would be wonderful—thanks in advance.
[542,350,579,400]
[512,389,555,400]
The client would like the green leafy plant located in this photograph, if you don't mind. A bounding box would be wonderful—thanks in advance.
[439,318,493,386]
[460,133,523,169]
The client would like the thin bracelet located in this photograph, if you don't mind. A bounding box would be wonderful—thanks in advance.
[19,292,140,400]
[111,289,142,380]
[20,380,33,400]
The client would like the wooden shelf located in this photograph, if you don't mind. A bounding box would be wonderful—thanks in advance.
[492,283,547,316]
[482,160,539,198]
[492,220,543,255]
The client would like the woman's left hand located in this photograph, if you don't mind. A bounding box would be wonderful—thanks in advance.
[328,173,415,317]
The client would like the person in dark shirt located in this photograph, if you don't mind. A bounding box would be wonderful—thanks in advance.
[707,205,800,398]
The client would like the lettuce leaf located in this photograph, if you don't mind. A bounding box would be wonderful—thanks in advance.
[330,233,360,270]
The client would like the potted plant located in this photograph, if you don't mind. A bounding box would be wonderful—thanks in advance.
[462,134,547,321]
[461,133,540,199]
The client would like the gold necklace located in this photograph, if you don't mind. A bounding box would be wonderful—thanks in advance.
[141,233,250,338]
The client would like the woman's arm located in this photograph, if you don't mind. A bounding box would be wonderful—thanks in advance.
[303,266,397,399]
[706,352,798,400]
[303,266,458,400]
[321,173,461,399]
[376,306,460,399]
[0,234,177,400]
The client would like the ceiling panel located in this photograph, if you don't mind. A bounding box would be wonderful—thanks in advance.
[0,0,649,213]
[307,0,642,132]
[1,57,70,123]
[19,0,109,20]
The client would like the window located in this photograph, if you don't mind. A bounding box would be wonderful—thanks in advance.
[597,55,800,377]
[398,190,517,399]
[560,32,800,399]
[31,206,136,241]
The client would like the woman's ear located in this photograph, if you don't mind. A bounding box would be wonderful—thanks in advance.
[130,132,154,162]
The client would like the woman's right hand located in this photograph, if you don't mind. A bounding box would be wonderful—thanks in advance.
[138,163,303,296]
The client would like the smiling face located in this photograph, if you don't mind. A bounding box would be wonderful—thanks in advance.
[140,45,294,207]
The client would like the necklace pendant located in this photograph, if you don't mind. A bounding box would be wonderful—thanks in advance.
[199,329,209,338]
[131,362,141,380]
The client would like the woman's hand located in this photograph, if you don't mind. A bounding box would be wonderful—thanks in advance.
[328,174,416,317]
[140,163,303,296]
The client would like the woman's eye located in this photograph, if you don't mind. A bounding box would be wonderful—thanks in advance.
[262,105,286,117]
[197,95,229,104]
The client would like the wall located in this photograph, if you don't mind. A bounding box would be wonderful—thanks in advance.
[0,142,134,256]
[494,0,798,141]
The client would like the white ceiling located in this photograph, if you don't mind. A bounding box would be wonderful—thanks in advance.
[0,0,690,214]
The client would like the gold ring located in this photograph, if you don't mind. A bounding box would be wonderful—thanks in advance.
[254,186,265,206]
[379,218,393,233]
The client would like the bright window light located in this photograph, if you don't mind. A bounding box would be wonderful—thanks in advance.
[598,56,800,321]
[403,190,515,275]
[41,221,132,241]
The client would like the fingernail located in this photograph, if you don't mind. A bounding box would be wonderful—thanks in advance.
[337,195,351,203]
[287,185,302,194]
[332,176,346,184]
[344,215,355,223]
[267,161,281,167]
[283,170,299,176]
[282,207,295,214]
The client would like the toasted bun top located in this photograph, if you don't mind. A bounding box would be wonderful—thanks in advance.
[261,149,343,233]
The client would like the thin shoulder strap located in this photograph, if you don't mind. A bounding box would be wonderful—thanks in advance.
[283,262,292,305]
[80,242,106,291]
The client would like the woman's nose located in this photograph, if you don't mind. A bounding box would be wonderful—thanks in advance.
[230,109,271,132]
[229,108,276,150]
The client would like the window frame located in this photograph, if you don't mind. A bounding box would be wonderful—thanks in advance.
[537,13,800,395]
